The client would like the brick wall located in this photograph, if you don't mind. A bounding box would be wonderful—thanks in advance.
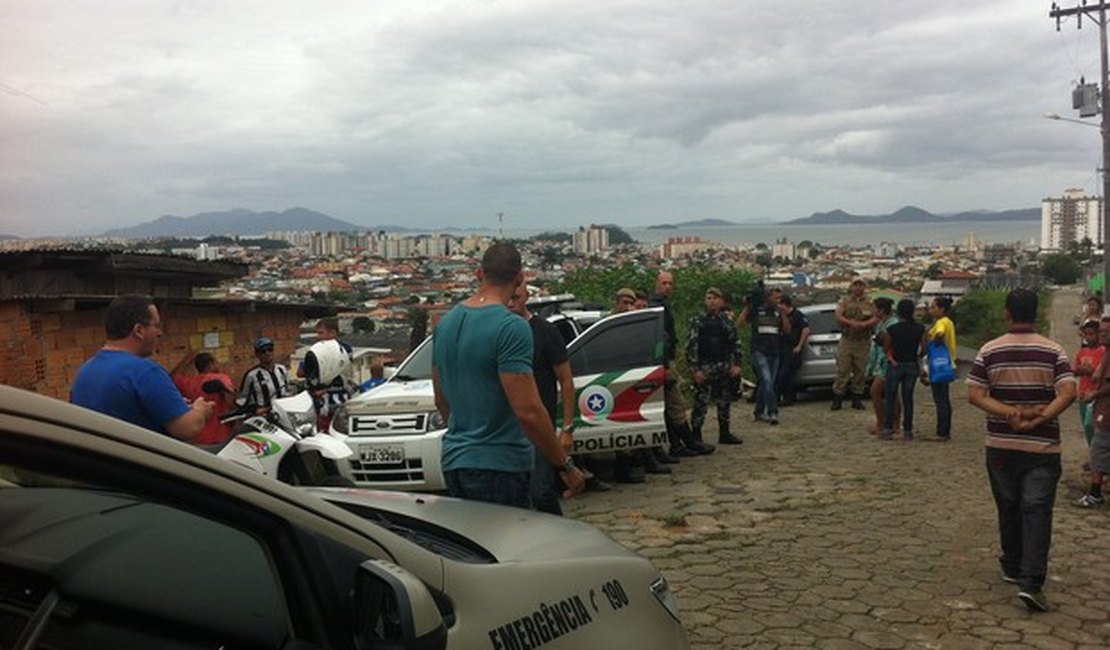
[0,301,307,400]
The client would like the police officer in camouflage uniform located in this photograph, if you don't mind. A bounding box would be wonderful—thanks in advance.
[687,287,744,445]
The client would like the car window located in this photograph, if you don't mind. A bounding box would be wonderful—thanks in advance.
[393,337,433,380]
[568,312,661,376]
[550,317,579,345]
[805,309,840,335]
[0,463,290,650]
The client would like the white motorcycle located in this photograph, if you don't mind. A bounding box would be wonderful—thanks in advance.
[208,340,357,486]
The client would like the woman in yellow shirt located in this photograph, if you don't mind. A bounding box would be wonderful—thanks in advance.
[925,296,956,440]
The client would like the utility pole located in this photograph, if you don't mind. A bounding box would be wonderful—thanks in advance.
[1052,2,1110,306]
[497,212,504,239]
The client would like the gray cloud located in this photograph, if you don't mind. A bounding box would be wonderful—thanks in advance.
[0,0,1102,236]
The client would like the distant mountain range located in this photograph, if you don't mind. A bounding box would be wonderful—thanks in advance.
[101,208,413,238]
[646,206,1040,229]
[90,204,1042,239]
[647,218,737,229]
[783,206,1040,225]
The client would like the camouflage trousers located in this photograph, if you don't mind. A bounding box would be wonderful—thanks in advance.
[690,372,736,437]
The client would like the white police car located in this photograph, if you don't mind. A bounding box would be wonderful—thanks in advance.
[331,307,667,491]
[0,385,689,649]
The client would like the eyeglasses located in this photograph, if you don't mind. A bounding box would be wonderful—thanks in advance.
[619,298,635,306]
[257,346,275,353]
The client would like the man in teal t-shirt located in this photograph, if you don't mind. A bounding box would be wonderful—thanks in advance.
[432,242,585,508]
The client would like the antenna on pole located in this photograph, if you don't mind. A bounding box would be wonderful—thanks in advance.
[498,212,504,240]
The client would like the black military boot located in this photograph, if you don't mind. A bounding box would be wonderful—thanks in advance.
[613,452,646,484]
[652,445,680,465]
[718,413,742,445]
[641,448,672,474]
[663,422,685,461]
[685,425,716,455]
[851,393,866,410]
[831,395,843,411]
[670,422,700,457]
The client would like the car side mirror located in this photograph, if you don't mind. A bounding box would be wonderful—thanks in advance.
[352,559,447,650]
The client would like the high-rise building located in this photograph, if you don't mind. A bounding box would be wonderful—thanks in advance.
[1041,188,1103,251]
[573,225,609,254]
[658,236,709,258]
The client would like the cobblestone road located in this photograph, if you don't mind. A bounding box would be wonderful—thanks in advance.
[565,288,1110,649]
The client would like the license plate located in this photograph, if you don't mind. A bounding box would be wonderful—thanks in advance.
[815,344,837,355]
[360,445,405,464]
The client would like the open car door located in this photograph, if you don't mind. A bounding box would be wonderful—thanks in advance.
[564,307,667,454]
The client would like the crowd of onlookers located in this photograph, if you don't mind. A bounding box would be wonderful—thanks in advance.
[63,249,1105,615]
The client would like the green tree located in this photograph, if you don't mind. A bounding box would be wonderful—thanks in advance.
[1040,253,1081,285]
[533,231,572,243]
[601,224,635,245]
[554,263,758,387]
[951,289,1052,349]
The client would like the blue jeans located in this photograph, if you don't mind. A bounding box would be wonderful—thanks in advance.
[931,380,952,438]
[986,449,1061,592]
[445,468,532,509]
[884,361,919,434]
[752,349,780,417]
[530,447,562,516]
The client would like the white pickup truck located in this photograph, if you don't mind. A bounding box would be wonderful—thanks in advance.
[330,306,668,491]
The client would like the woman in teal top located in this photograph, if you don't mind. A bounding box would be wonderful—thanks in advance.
[866,298,898,435]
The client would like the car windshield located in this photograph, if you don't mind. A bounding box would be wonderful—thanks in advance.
[806,310,840,335]
[393,338,433,381]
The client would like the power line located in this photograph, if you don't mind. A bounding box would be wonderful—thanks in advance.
[0,80,47,106]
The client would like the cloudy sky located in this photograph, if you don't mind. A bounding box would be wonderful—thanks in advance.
[0,0,1104,236]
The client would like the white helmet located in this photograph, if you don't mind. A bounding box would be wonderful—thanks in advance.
[304,340,350,387]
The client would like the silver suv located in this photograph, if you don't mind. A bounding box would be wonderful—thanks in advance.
[332,307,667,491]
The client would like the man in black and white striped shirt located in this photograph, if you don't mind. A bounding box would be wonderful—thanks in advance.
[239,337,291,414]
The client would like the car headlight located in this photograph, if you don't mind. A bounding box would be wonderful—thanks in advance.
[331,403,350,434]
[290,409,317,431]
[426,410,446,432]
[649,576,681,623]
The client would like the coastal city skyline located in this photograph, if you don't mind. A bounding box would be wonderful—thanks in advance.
[1,1,1103,237]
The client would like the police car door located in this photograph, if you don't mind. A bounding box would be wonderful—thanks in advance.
[565,307,667,455]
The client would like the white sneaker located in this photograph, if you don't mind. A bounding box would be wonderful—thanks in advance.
[1076,493,1105,508]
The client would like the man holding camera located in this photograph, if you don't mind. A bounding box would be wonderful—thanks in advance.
[737,282,791,425]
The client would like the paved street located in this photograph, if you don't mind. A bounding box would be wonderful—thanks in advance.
[565,288,1110,649]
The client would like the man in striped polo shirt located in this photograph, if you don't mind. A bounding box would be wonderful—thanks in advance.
[239,337,291,414]
[967,288,1076,613]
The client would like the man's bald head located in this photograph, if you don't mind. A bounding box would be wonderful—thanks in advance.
[655,271,674,297]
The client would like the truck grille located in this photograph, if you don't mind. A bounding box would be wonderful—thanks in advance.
[347,457,426,484]
[348,413,426,435]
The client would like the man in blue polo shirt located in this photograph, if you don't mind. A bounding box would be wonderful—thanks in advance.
[71,295,213,441]
[432,242,584,508]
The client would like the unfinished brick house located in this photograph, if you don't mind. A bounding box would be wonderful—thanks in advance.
[0,248,334,400]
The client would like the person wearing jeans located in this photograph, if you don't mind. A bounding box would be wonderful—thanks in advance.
[985,452,1062,593]
[967,288,1075,613]
[881,299,925,440]
[738,284,791,425]
[751,348,781,423]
